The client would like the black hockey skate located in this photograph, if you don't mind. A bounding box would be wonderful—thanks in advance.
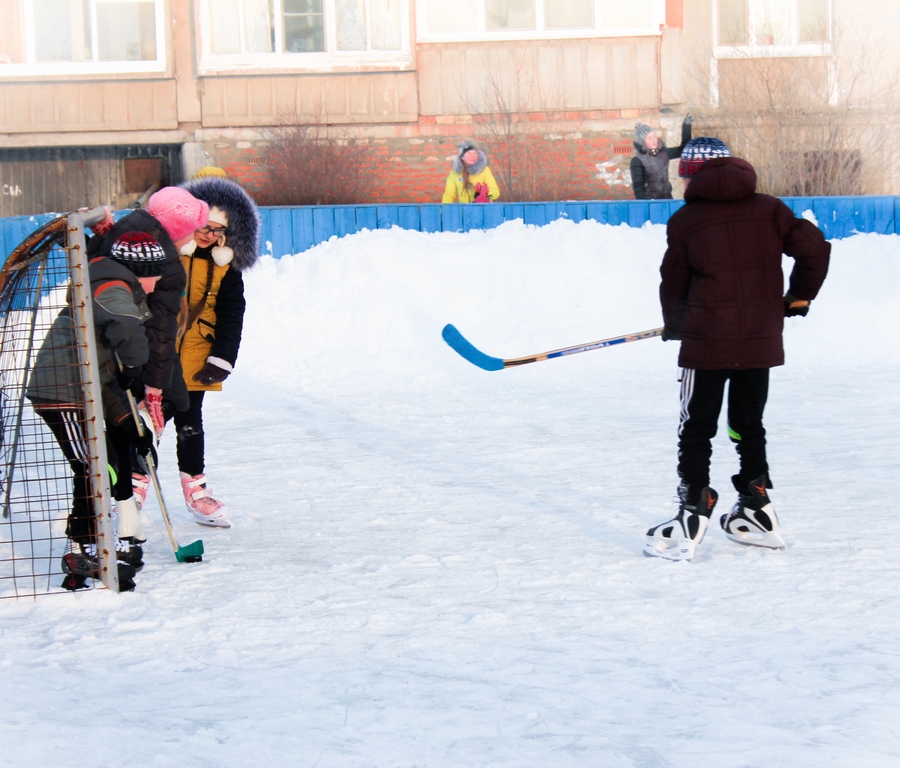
[720,474,785,549]
[116,537,144,571]
[61,540,137,591]
[644,485,719,561]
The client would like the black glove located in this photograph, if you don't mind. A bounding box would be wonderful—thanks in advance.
[115,413,154,456]
[193,361,230,386]
[661,328,682,342]
[784,293,810,317]
[683,113,694,126]
[116,364,143,392]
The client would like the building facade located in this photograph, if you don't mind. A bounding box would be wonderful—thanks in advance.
[1,0,897,216]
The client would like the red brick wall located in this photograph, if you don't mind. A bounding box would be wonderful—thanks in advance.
[207,111,665,204]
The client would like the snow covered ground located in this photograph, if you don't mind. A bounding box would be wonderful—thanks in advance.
[2,217,899,767]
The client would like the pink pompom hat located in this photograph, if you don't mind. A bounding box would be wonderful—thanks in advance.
[146,187,209,242]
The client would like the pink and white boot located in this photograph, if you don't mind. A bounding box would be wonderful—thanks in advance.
[180,472,231,528]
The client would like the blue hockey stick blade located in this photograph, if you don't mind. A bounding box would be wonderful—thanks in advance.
[441,324,505,371]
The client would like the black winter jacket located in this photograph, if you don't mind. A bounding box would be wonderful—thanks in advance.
[27,257,152,424]
[631,120,692,200]
[87,209,189,411]
[660,157,831,370]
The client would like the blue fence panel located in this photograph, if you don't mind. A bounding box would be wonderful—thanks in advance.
[311,207,336,247]
[354,206,377,233]
[584,202,609,225]
[501,204,525,225]
[522,204,547,227]
[334,207,358,239]
[481,205,506,230]
[558,202,587,223]
[649,200,682,224]
[262,208,294,258]
[4,197,900,266]
[441,205,464,233]
[608,202,635,226]
[376,205,398,229]
[290,208,315,255]
[1,214,57,263]
[870,197,895,234]
[461,204,485,232]
[397,205,420,232]
[419,205,442,233]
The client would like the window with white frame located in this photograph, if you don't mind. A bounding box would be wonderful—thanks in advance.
[716,0,830,52]
[200,0,409,70]
[0,0,165,74]
[416,0,665,41]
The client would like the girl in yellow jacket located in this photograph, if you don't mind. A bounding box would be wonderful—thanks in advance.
[441,141,501,203]
[170,177,260,528]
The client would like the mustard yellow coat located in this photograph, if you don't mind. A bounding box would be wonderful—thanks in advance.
[178,251,237,392]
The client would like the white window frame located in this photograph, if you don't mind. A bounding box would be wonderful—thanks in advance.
[713,0,833,60]
[2,0,166,76]
[415,0,666,42]
[197,0,412,75]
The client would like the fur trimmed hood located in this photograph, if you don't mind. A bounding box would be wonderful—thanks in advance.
[451,148,489,175]
[181,177,261,272]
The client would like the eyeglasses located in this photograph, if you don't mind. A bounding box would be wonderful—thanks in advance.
[198,225,227,237]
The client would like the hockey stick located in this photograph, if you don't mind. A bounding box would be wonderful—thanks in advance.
[124,389,204,564]
[441,324,665,371]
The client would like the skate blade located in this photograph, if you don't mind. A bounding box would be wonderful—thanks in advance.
[723,529,785,549]
[643,536,696,561]
[188,507,231,528]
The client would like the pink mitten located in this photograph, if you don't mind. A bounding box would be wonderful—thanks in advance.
[144,386,165,435]
[91,206,115,235]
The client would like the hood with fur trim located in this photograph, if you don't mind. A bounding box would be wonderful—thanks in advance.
[451,148,489,175]
[181,177,261,272]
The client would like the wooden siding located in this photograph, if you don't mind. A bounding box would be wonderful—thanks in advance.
[200,71,420,127]
[0,80,179,135]
[416,38,660,115]
[0,145,183,217]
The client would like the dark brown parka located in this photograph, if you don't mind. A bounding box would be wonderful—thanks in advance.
[660,157,831,370]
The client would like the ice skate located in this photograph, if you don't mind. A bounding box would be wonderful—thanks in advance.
[644,485,718,561]
[61,540,137,590]
[720,474,785,549]
[180,472,231,528]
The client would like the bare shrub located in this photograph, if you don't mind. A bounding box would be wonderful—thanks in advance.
[460,45,569,202]
[259,116,374,206]
[690,21,900,196]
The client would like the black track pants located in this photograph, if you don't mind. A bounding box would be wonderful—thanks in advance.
[36,408,94,543]
[677,367,770,492]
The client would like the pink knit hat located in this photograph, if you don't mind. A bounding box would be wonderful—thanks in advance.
[146,187,209,242]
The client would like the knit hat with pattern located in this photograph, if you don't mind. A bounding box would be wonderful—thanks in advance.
[108,232,168,277]
[634,123,655,144]
[678,137,732,178]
